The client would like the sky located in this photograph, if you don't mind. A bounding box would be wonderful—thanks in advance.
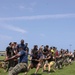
[0,0,75,52]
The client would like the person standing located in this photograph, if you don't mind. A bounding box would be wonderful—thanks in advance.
[5,42,15,71]
[17,39,26,51]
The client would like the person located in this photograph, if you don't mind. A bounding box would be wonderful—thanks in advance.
[25,43,29,54]
[28,52,42,75]
[31,45,38,55]
[73,50,75,60]
[42,45,49,69]
[5,46,28,75]
[43,45,49,57]
[13,42,18,66]
[55,50,63,69]
[17,39,26,52]
[5,42,16,71]
[43,51,55,73]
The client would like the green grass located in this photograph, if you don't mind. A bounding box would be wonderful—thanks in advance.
[0,56,5,60]
[0,56,75,75]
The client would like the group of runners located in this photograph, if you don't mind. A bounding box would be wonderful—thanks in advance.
[4,39,75,75]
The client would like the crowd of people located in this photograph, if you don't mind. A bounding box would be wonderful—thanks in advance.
[4,39,75,75]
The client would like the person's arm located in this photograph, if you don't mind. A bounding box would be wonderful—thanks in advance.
[5,53,21,61]
[5,47,9,59]
[34,59,40,62]
[29,56,40,62]
[28,56,32,61]
[27,47,29,53]
[5,51,8,58]
[45,56,51,60]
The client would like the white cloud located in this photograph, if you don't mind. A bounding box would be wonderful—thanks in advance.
[0,34,12,40]
[0,13,75,21]
[0,25,27,34]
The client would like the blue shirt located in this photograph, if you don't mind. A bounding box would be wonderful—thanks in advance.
[18,50,28,63]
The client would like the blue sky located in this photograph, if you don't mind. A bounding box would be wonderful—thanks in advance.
[0,0,75,52]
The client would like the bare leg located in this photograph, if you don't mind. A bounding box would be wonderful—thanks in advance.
[35,63,41,74]
[48,62,54,72]
[24,64,33,75]
[48,64,51,72]
[43,64,47,71]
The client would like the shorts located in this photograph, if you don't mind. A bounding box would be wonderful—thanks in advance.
[31,62,38,68]
[48,61,55,66]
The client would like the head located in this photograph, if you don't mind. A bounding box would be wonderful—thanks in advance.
[46,45,49,49]
[14,42,17,47]
[21,39,24,44]
[50,47,53,50]
[39,47,43,52]
[9,42,14,48]
[40,45,44,49]
[19,46,23,51]
[53,47,56,51]
[34,45,38,49]
[25,43,28,47]
[66,49,69,53]
[9,42,12,46]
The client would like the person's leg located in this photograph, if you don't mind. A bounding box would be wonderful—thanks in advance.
[57,61,60,69]
[7,61,10,72]
[43,60,48,71]
[48,61,54,72]
[24,63,33,75]
[43,63,47,72]
[9,63,27,75]
[28,63,34,70]
[35,63,41,74]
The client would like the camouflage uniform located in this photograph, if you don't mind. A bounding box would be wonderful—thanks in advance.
[9,63,27,75]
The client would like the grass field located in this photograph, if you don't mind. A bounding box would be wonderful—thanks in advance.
[0,56,75,75]
[0,56,5,60]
